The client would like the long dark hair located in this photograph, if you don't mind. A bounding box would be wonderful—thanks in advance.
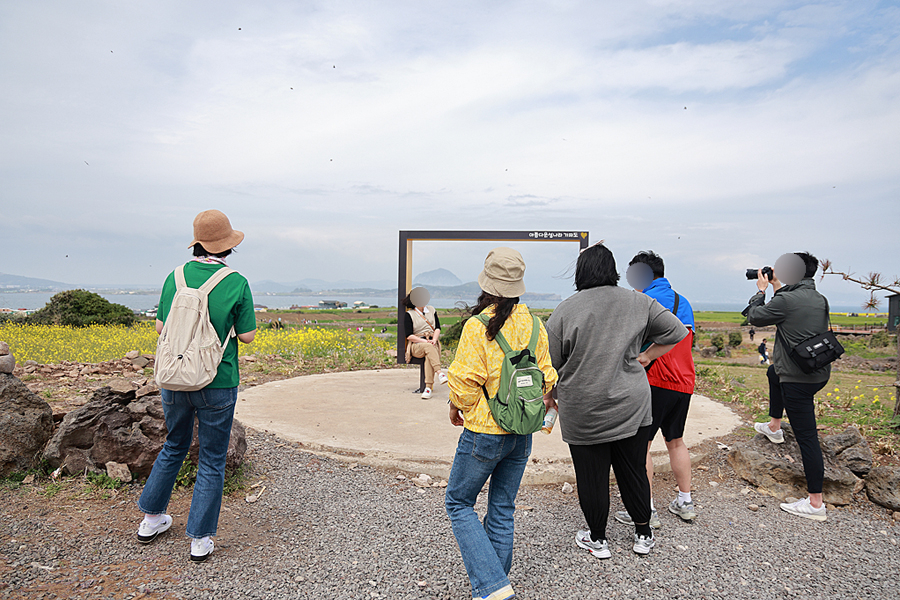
[468,291,519,341]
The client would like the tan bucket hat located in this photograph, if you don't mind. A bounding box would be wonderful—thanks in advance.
[478,247,526,298]
[188,210,244,254]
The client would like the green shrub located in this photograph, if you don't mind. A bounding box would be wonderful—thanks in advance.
[86,471,123,489]
[441,317,468,348]
[175,458,198,489]
[28,289,136,327]
[728,332,743,347]
[709,333,725,350]
[869,330,896,348]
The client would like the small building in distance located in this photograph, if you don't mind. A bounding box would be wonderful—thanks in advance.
[318,300,347,310]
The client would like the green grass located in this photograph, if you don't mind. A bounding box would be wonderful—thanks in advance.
[695,363,899,446]
[694,310,891,328]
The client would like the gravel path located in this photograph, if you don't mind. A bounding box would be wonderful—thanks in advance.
[3,429,899,599]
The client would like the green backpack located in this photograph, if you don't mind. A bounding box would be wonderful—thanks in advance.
[475,313,547,435]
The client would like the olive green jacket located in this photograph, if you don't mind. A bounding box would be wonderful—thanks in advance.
[745,278,831,384]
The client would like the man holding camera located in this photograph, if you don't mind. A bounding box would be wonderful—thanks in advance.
[744,252,831,521]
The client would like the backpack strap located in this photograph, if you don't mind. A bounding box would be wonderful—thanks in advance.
[526,315,540,353]
[672,292,680,317]
[198,267,236,294]
[174,264,187,289]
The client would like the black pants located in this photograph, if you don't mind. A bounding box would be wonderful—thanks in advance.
[766,365,828,494]
[569,425,653,541]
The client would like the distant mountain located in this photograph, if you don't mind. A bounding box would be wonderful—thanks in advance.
[414,268,462,288]
[0,272,71,290]
[250,278,394,293]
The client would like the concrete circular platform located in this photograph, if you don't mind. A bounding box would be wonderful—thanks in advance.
[235,367,742,484]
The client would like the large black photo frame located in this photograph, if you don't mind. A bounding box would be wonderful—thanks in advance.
[397,230,590,363]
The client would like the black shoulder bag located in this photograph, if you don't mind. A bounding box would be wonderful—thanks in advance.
[776,298,844,374]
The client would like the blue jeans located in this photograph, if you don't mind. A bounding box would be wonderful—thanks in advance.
[445,429,531,598]
[138,387,237,539]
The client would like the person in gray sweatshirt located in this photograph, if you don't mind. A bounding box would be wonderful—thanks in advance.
[546,243,687,559]
[744,252,831,521]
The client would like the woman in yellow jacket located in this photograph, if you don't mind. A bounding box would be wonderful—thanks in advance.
[445,248,558,600]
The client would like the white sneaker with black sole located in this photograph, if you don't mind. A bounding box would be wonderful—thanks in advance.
[575,529,611,559]
[137,515,172,544]
[190,537,215,562]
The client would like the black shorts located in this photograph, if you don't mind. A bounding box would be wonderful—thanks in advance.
[647,386,691,442]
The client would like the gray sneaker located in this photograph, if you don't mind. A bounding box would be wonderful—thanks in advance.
[575,529,611,559]
[614,509,661,529]
[632,533,655,555]
[754,422,785,444]
[668,499,697,522]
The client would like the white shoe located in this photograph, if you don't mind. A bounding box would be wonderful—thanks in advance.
[137,514,172,544]
[575,529,611,559]
[421,387,432,399]
[754,422,785,444]
[780,497,826,521]
[438,372,449,385]
[190,537,215,562]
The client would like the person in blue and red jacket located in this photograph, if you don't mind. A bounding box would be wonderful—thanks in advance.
[616,251,697,529]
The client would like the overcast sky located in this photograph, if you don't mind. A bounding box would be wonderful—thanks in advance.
[1,1,898,307]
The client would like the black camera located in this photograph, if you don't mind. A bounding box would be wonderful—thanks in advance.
[746,266,773,281]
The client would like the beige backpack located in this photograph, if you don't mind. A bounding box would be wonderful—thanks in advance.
[155,265,236,391]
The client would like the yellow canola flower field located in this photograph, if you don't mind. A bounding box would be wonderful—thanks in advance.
[0,322,159,364]
[245,327,393,359]
[0,322,392,364]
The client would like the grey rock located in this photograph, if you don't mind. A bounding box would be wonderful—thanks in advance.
[105,461,132,483]
[0,373,54,477]
[728,424,863,505]
[131,356,150,368]
[24,360,38,367]
[125,351,141,360]
[865,466,900,511]
[837,442,874,476]
[43,385,246,477]
[135,383,158,398]
[106,378,136,396]
[0,341,9,355]
[821,426,864,455]
[0,354,15,374]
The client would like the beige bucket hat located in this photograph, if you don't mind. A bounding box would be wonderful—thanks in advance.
[188,210,244,254]
[478,247,526,298]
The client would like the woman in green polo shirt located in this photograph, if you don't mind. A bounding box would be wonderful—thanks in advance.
[136,210,257,562]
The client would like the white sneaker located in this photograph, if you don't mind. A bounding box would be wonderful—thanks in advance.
[190,536,215,562]
[438,372,449,385]
[780,497,826,521]
[632,533,656,555]
[421,387,432,399]
[754,422,785,444]
[575,529,611,559]
[137,514,172,544]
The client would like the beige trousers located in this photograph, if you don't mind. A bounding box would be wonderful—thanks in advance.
[409,342,442,387]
